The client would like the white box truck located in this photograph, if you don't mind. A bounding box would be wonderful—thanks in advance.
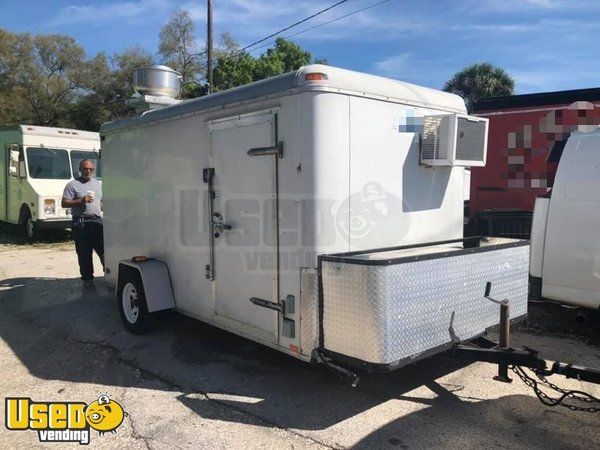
[101,65,528,371]
[530,127,600,309]
[0,125,100,239]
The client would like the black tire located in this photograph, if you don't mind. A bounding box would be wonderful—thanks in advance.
[118,269,159,334]
[20,207,40,241]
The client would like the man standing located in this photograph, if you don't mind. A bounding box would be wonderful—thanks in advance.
[62,159,104,288]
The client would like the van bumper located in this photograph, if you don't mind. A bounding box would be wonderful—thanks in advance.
[36,219,72,231]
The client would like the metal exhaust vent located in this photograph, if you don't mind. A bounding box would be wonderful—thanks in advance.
[127,65,183,112]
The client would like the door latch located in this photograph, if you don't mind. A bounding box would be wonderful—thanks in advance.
[211,212,231,238]
[247,141,283,158]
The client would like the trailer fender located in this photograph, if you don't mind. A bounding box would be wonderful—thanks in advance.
[117,259,175,313]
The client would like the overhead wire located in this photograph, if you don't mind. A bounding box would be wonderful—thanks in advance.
[188,0,354,65]
[239,0,352,53]
[195,0,391,71]
[246,0,391,54]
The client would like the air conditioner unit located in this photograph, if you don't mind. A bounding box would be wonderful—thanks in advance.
[420,114,488,167]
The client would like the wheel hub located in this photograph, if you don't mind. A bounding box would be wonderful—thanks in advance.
[122,283,140,324]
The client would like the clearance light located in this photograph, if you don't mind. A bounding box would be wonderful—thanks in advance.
[132,256,148,262]
[305,73,328,81]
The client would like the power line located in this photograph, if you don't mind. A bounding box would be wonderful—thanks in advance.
[239,0,352,53]
[247,0,391,54]
[201,0,390,71]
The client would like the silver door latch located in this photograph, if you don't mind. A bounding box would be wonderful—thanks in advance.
[211,212,231,238]
[247,141,283,158]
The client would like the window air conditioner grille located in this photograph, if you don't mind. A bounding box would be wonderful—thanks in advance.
[422,115,450,160]
[456,117,486,162]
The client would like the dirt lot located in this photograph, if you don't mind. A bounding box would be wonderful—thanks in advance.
[1,238,599,449]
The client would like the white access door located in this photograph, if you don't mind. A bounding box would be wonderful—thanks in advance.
[210,113,279,341]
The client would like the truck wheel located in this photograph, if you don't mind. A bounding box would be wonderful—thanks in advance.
[118,271,158,334]
[21,208,39,240]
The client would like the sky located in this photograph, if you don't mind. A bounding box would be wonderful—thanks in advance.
[1,0,598,94]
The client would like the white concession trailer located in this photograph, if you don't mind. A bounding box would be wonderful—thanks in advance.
[101,65,528,371]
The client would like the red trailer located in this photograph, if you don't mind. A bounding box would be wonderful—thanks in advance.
[470,88,600,237]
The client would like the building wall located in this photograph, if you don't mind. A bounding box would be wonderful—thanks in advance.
[471,101,600,217]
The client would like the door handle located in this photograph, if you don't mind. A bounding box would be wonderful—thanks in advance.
[249,297,283,312]
[247,141,283,158]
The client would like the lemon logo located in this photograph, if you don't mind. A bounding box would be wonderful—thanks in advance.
[84,394,127,435]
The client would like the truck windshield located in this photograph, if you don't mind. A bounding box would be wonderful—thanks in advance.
[70,150,102,179]
[26,147,71,179]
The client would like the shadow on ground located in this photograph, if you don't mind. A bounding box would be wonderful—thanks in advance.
[525,301,600,343]
[0,222,72,246]
[1,275,598,447]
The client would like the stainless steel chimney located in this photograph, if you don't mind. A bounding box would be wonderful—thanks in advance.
[133,65,182,98]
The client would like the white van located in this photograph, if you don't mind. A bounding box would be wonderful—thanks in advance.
[530,127,600,309]
[0,125,100,239]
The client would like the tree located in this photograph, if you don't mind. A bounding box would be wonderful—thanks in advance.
[0,29,87,127]
[71,46,154,130]
[158,10,203,84]
[213,52,256,91]
[0,29,34,125]
[444,63,514,112]
[69,52,113,130]
[254,38,312,80]
[215,31,240,57]
[212,37,325,93]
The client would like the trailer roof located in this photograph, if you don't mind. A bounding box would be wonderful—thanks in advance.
[0,125,99,141]
[101,65,466,134]
[473,87,600,112]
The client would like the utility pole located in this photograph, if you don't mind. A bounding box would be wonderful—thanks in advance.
[207,0,213,93]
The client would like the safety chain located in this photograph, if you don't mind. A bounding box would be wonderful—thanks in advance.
[533,369,597,403]
[510,365,600,413]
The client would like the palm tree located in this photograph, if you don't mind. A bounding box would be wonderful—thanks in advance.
[444,63,515,112]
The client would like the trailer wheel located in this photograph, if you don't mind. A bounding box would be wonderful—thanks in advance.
[118,272,158,334]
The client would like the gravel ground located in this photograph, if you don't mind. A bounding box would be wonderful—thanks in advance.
[1,241,599,449]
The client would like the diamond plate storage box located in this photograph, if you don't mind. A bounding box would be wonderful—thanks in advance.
[320,239,529,366]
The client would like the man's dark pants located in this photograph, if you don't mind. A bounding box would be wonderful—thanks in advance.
[73,220,104,281]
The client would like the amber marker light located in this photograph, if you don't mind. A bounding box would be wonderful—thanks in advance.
[305,73,328,81]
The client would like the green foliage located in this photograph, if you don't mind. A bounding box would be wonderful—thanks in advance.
[444,63,515,112]
[0,27,155,131]
[213,52,256,91]
[212,37,324,93]
[0,31,86,127]
[0,15,326,129]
